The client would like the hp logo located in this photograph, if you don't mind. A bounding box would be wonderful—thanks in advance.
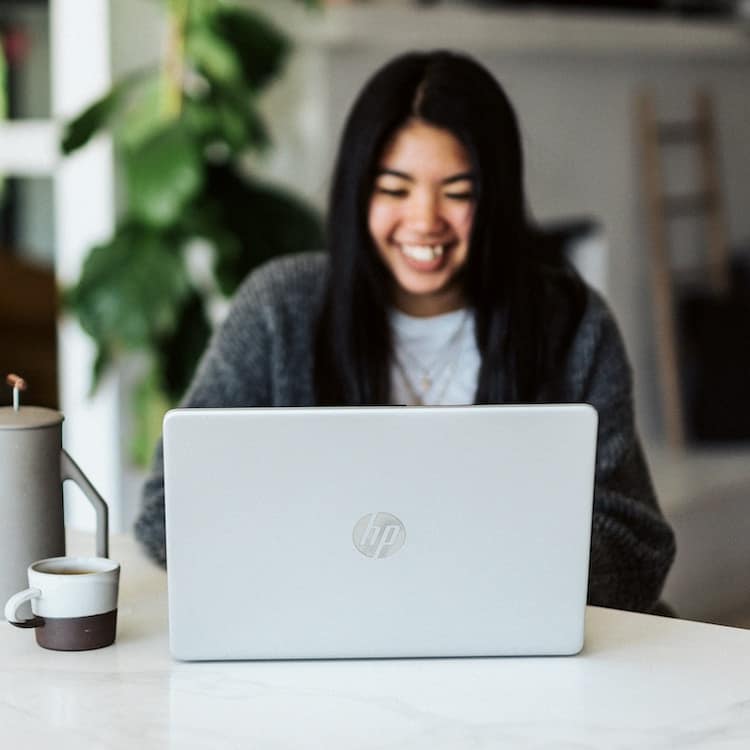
[353,513,406,559]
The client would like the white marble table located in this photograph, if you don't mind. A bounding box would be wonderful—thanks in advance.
[2,531,749,749]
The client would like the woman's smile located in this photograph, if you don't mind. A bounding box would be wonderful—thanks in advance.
[396,241,454,270]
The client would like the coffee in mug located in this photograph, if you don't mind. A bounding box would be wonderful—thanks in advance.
[3,556,120,651]
[56,570,95,575]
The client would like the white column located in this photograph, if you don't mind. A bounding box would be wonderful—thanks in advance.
[50,0,121,532]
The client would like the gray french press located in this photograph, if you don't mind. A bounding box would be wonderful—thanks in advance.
[0,374,109,617]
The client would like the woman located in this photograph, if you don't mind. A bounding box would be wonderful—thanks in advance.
[136,51,675,614]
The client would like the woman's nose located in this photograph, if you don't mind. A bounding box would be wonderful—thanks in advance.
[406,192,443,232]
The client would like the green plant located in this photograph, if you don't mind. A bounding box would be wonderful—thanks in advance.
[62,0,323,465]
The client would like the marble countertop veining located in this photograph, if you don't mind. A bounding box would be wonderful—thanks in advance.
[1,531,749,748]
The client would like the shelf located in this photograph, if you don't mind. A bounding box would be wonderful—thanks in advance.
[256,3,750,59]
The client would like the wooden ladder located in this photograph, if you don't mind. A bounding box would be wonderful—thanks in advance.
[635,89,731,448]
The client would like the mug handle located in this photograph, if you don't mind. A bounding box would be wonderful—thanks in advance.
[4,588,45,628]
[61,450,109,558]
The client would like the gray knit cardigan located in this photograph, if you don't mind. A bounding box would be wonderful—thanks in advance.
[135,252,676,613]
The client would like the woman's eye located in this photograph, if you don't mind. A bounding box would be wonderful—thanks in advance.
[445,191,474,201]
[376,187,408,197]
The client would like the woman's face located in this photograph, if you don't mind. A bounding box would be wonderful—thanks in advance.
[368,119,476,317]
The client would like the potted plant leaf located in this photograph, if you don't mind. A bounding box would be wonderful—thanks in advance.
[62,0,323,465]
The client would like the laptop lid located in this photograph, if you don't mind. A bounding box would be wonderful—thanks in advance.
[163,404,597,660]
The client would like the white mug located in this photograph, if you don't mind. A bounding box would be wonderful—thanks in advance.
[4,556,120,651]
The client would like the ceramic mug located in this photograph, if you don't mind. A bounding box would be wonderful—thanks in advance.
[4,556,120,651]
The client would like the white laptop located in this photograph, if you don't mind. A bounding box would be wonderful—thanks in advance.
[163,404,598,661]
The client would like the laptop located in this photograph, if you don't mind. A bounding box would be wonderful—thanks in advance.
[163,404,598,661]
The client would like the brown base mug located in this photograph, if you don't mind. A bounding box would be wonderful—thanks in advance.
[34,609,118,651]
[4,557,120,651]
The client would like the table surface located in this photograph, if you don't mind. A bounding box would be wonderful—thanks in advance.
[2,531,750,749]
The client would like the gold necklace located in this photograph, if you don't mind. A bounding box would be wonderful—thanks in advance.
[393,311,470,405]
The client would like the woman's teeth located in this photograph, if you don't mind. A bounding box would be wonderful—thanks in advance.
[401,244,445,262]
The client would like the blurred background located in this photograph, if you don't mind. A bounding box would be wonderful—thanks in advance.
[1,0,749,625]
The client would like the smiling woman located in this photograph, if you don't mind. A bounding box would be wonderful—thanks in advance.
[368,120,474,317]
[135,50,676,616]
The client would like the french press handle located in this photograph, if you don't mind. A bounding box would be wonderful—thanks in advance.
[61,451,109,558]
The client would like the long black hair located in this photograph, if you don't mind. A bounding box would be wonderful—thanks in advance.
[314,50,585,405]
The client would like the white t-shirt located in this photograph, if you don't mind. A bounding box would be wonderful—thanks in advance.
[389,307,481,406]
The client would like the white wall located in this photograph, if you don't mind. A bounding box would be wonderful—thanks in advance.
[253,4,750,442]
[36,1,746,540]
